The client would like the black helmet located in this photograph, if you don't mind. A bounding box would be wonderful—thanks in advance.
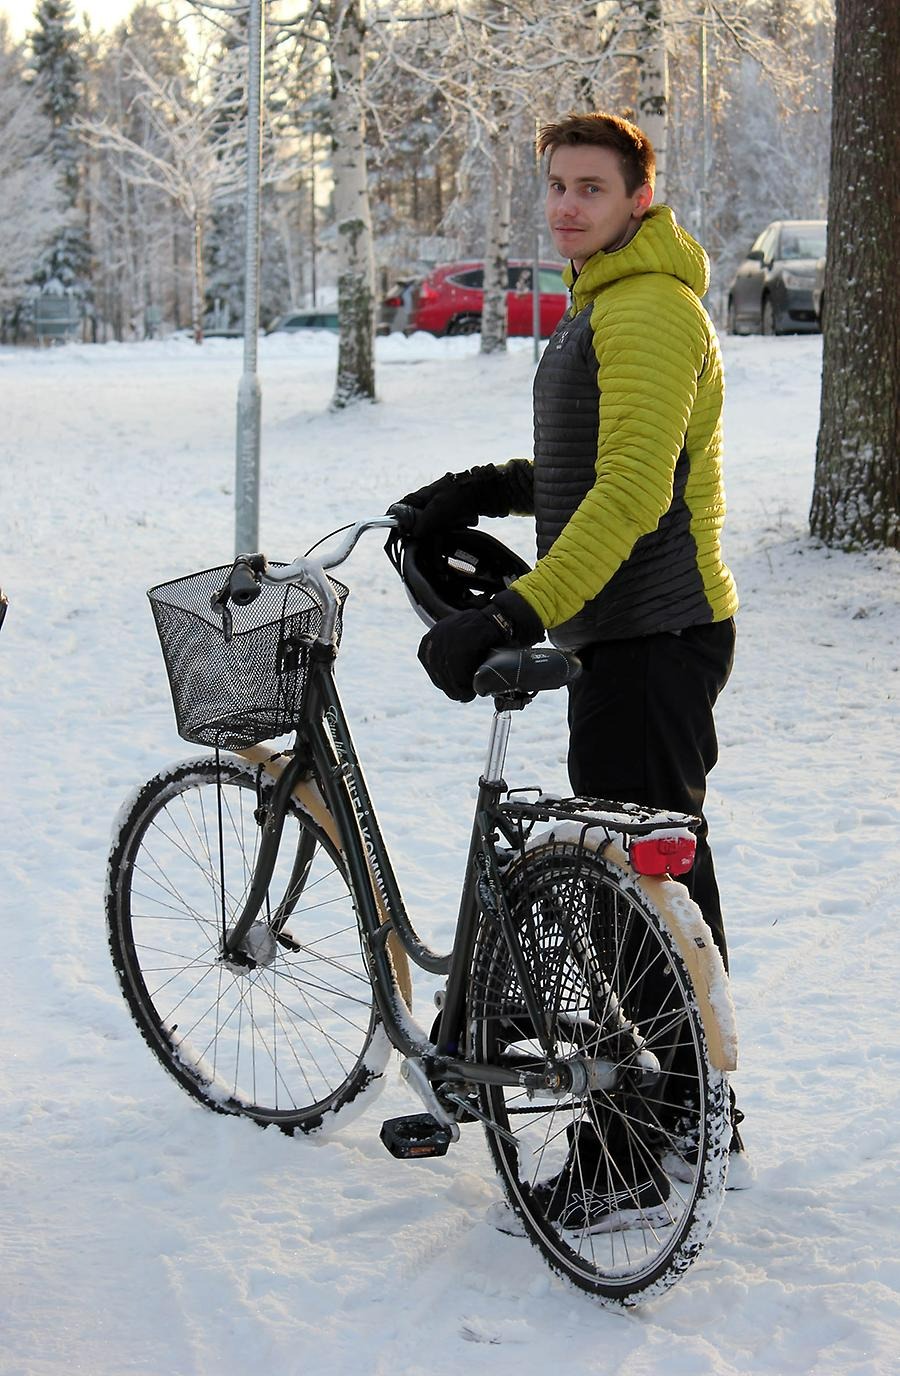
[386,526,531,628]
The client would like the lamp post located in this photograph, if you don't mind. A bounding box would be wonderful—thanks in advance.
[234,0,265,555]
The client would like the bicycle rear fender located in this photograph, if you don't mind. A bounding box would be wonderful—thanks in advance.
[235,744,413,1010]
[602,840,738,1072]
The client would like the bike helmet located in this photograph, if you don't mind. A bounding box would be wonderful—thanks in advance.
[386,525,531,628]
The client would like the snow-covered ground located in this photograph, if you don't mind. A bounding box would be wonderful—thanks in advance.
[1,327,898,1375]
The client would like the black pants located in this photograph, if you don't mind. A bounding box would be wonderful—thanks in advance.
[567,618,735,968]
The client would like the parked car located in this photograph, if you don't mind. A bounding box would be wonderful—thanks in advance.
[726,221,826,335]
[266,309,339,334]
[811,256,826,326]
[406,261,568,337]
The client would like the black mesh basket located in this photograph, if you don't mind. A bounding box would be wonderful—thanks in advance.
[148,564,348,749]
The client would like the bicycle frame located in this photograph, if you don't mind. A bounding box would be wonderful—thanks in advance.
[227,646,578,1104]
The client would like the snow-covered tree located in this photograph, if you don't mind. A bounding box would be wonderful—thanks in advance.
[324,0,377,405]
[0,20,68,322]
[28,0,91,313]
[30,0,84,198]
[80,42,249,342]
[810,0,899,549]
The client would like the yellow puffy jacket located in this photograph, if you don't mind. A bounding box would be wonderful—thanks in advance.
[508,205,738,649]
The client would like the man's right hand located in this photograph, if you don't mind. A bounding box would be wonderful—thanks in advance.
[392,464,507,538]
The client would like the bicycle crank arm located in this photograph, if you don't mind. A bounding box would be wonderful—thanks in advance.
[399,1058,460,1141]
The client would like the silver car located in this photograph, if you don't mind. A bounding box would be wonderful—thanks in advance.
[727,220,826,335]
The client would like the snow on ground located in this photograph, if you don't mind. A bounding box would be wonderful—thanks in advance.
[0,327,898,1375]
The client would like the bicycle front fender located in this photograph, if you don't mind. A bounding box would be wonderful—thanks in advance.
[235,744,413,1011]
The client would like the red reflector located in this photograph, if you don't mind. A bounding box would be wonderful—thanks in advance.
[629,835,696,877]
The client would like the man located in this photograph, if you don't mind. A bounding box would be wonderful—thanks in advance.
[397,112,746,1219]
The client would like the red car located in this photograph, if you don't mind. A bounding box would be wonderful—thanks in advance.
[407,260,569,337]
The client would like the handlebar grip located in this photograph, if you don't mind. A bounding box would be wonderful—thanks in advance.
[229,559,263,606]
[386,503,417,535]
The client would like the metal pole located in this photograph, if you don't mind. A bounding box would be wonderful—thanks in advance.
[532,131,542,365]
[310,144,318,307]
[235,0,265,555]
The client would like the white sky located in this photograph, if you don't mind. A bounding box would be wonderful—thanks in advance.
[3,0,157,39]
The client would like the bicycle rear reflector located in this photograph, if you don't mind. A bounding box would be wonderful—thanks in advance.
[629,834,696,877]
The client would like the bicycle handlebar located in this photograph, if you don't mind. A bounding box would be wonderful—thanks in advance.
[213,516,401,645]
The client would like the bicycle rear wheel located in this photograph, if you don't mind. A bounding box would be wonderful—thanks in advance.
[107,756,389,1132]
[469,841,730,1306]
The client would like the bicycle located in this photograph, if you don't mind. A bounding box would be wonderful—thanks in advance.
[106,515,737,1308]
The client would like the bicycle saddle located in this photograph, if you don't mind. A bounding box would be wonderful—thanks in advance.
[473,647,581,698]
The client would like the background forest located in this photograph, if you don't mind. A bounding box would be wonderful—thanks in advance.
[0,0,833,346]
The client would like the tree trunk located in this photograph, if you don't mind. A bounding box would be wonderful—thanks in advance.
[192,212,205,345]
[480,127,514,355]
[329,0,376,407]
[810,0,900,549]
[635,0,667,202]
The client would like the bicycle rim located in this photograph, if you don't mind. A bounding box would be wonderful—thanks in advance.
[107,757,387,1131]
[470,843,729,1306]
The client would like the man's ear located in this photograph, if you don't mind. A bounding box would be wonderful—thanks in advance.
[633,181,654,217]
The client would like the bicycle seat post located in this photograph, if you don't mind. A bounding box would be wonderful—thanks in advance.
[483,708,512,786]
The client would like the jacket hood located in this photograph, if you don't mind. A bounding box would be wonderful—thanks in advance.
[564,205,709,308]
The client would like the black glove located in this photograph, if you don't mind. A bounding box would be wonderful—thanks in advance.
[397,464,511,538]
[418,589,544,702]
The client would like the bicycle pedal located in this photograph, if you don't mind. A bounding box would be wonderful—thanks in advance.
[379,1113,453,1160]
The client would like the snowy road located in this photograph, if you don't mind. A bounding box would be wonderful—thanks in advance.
[1,330,898,1375]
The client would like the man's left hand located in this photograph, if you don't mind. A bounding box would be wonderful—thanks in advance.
[417,589,543,702]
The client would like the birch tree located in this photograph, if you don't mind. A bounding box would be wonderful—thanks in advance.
[810,0,899,549]
[327,0,376,405]
[80,47,248,342]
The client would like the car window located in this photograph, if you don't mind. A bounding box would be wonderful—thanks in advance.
[538,268,566,294]
[760,227,780,263]
[750,231,768,255]
[508,267,532,292]
[779,227,827,260]
[450,269,483,289]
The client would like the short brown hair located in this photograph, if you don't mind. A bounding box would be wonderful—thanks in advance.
[537,113,655,194]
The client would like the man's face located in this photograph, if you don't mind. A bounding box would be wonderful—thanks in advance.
[546,144,653,269]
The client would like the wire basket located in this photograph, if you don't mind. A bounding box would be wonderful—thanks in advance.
[148,564,348,749]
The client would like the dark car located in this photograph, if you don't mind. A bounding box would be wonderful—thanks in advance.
[266,309,339,334]
[407,260,568,337]
[727,220,826,335]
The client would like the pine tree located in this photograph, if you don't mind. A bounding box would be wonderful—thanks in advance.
[29,0,91,314]
[30,0,83,201]
[0,18,67,328]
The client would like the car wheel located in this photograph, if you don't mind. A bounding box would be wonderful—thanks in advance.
[447,313,481,336]
[726,298,739,335]
[761,297,778,336]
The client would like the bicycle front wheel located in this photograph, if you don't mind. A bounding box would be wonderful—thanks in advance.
[107,756,389,1132]
[469,841,730,1307]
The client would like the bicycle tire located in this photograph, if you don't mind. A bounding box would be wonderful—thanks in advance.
[468,840,730,1306]
[107,756,390,1132]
